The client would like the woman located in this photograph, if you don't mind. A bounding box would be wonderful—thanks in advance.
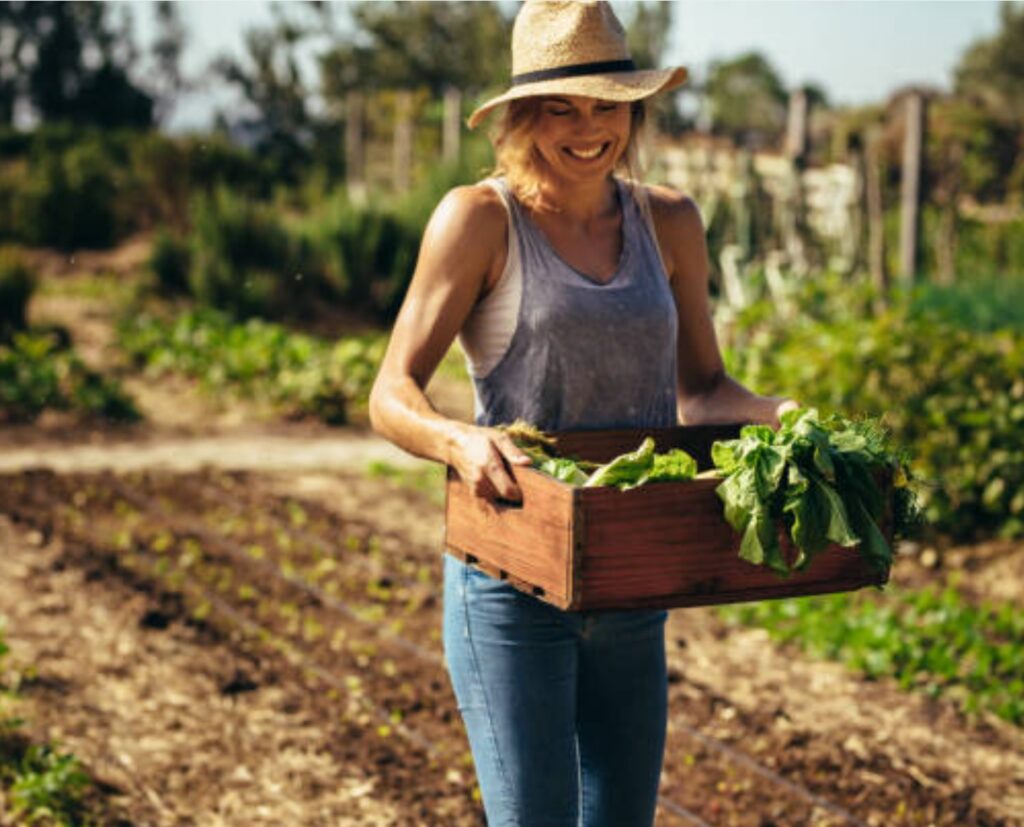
[369,2,797,824]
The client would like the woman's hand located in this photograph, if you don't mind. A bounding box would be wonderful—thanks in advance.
[448,425,534,503]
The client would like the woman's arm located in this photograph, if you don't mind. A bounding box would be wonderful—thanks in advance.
[647,185,799,429]
[368,184,533,501]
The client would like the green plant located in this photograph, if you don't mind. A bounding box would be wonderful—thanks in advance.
[16,136,121,250]
[0,331,139,424]
[720,583,1024,725]
[8,744,91,824]
[724,279,1024,540]
[0,622,93,826]
[188,185,314,320]
[148,227,191,295]
[117,308,387,424]
[0,246,36,341]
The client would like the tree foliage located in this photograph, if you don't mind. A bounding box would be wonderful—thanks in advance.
[705,51,788,149]
[0,1,156,129]
[953,2,1024,128]
[318,1,512,98]
[209,4,317,183]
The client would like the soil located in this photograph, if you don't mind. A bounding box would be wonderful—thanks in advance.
[1,466,1022,826]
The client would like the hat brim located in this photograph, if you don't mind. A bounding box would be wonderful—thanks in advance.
[467,66,688,130]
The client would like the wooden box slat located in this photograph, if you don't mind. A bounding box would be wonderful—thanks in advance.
[444,424,889,611]
[445,464,575,602]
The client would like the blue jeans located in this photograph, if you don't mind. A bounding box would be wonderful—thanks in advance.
[442,553,668,827]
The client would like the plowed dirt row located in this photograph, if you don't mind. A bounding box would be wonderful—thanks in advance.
[2,469,1021,825]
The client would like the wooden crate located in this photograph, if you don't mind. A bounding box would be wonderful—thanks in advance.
[444,424,890,611]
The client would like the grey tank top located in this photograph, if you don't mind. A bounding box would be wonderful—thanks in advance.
[473,177,678,432]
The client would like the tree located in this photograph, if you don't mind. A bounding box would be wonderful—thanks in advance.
[0,1,154,129]
[209,3,318,183]
[954,3,1024,128]
[148,1,190,129]
[705,52,788,149]
[317,1,512,99]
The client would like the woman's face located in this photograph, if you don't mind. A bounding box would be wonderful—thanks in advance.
[531,94,631,185]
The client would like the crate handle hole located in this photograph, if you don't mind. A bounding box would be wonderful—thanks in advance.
[532,586,545,596]
[499,569,508,580]
[466,554,479,565]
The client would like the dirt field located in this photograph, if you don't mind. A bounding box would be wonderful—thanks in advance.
[1,461,1022,826]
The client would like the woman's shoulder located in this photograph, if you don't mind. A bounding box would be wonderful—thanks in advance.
[635,182,701,229]
[625,181,705,284]
[431,181,508,239]
[421,181,509,292]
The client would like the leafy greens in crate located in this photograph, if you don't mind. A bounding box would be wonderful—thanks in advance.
[500,410,919,579]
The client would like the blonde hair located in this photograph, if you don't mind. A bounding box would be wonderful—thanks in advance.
[487,97,650,210]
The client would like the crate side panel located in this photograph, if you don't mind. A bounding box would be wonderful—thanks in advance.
[576,481,885,608]
[445,468,574,602]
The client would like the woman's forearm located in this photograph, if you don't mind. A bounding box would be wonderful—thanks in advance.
[678,371,793,427]
[368,375,469,467]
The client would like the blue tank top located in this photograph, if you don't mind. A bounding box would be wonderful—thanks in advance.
[474,177,678,432]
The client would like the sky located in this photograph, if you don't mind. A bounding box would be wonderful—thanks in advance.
[127,0,1010,134]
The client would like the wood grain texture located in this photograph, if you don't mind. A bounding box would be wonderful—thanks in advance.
[444,465,575,605]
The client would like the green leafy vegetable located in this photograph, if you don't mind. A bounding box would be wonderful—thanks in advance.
[583,437,657,489]
[712,407,920,578]
[503,425,699,490]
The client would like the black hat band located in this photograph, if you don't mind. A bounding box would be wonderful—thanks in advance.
[511,59,637,87]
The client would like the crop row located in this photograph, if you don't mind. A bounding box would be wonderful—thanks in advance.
[6,470,950,825]
[720,583,1024,725]
[0,619,100,825]
[116,307,386,424]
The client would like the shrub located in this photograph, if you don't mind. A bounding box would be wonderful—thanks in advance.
[117,308,387,424]
[188,185,316,320]
[15,137,121,250]
[724,276,1024,540]
[0,331,139,424]
[149,228,191,295]
[0,247,35,342]
[299,139,492,319]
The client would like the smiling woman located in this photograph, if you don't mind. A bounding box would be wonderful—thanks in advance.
[367,1,798,825]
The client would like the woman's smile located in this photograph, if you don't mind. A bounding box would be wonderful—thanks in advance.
[563,142,611,161]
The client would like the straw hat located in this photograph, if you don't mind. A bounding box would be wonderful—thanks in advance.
[467,0,688,129]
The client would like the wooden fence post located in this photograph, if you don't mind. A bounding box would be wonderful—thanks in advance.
[785,88,809,164]
[345,90,365,200]
[899,91,926,284]
[443,87,462,164]
[865,125,888,297]
[780,88,812,275]
[393,90,414,194]
[843,134,867,277]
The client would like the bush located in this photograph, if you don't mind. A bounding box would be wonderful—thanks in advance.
[0,331,140,424]
[188,185,317,320]
[149,228,191,295]
[15,137,121,250]
[0,247,35,341]
[724,275,1024,540]
[0,126,277,249]
[299,138,493,319]
[117,307,387,424]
